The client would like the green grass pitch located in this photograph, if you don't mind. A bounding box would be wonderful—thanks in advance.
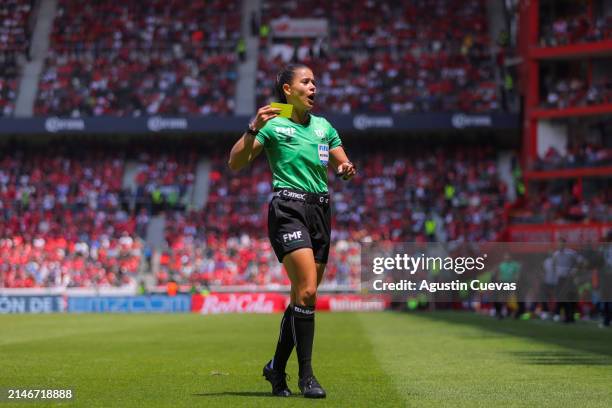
[1,311,611,407]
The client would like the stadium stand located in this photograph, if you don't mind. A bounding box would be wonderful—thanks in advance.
[534,117,611,171]
[0,139,511,289]
[0,141,199,288]
[0,235,142,288]
[543,77,612,109]
[0,147,142,288]
[0,0,33,116]
[131,150,198,214]
[537,141,611,170]
[540,13,612,47]
[0,139,209,288]
[511,183,611,224]
[256,0,498,113]
[505,0,612,233]
[34,0,240,117]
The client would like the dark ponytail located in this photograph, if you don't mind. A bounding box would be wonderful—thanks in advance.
[274,63,310,103]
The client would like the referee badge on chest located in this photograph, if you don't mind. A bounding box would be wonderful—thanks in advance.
[318,143,329,166]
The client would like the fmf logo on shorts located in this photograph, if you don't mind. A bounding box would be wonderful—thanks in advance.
[283,231,303,243]
[275,127,296,137]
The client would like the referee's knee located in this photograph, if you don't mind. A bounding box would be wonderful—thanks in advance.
[296,286,317,306]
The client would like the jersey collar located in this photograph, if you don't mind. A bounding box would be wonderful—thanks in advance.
[287,113,312,127]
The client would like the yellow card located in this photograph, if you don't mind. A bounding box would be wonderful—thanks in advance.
[270,102,293,118]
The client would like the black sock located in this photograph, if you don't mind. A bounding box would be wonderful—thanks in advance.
[291,304,315,378]
[271,305,293,374]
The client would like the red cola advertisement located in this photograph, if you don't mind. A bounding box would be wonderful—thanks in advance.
[191,293,390,314]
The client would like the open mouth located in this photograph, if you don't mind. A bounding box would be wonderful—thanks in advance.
[307,94,316,104]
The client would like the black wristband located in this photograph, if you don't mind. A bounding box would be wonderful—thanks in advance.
[246,124,259,136]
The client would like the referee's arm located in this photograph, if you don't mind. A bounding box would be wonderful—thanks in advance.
[228,105,279,171]
[228,133,263,171]
[330,146,356,180]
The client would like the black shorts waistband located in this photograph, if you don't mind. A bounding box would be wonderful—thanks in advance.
[274,188,330,205]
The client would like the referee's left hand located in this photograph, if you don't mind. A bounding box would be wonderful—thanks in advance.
[337,162,356,180]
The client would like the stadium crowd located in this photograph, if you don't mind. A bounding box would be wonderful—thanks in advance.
[0,235,141,288]
[537,143,612,170]
[540,14,612,47]
[0,142,200,289]
[6,0,506,116]
[5,0,612,117]
[0,0,33,117]
[0,146,143,288]
[256,0,498,113]
[0,142,513,289]
[131,150,197,214]
[544,77,612,109]
[34,0,240,117]
[511,182,611,224]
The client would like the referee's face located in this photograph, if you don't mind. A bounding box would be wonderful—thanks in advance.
[285,67,316,111]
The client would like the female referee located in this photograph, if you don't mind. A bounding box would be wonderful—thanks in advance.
[228,63,356,398]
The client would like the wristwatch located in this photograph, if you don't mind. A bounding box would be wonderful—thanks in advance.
[246,123,259,136]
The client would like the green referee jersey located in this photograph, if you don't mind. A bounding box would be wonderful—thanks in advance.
[256,114,342,193]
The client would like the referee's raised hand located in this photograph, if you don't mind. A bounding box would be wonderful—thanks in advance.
[251,105,281,131]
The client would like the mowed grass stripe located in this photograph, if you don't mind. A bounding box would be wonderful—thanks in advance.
[0,313,403,408]
[360,311,612,408]
[0,314,184,346]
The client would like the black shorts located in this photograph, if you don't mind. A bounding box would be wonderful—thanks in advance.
[268,188,331,264]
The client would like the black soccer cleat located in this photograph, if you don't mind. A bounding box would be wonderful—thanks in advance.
[262,360,291,397]
[298,375,326,399]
